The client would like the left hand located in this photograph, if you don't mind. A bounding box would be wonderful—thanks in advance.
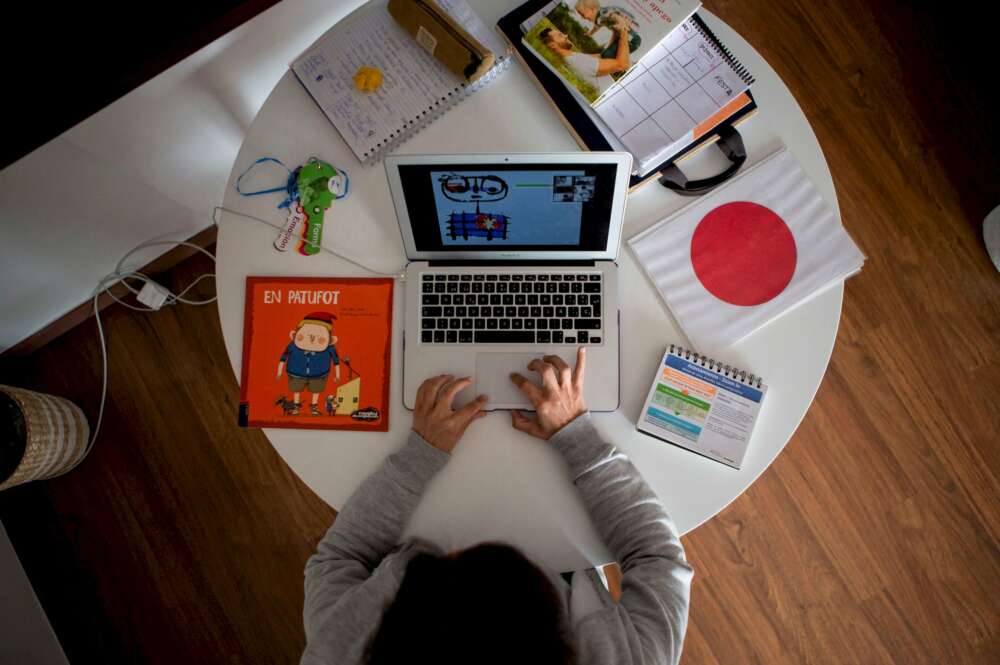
[412,375,488,454]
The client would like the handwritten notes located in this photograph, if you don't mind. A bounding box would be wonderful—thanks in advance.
[292,0,504,162]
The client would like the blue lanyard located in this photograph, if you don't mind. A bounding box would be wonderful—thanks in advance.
[235,157,299,209]
[236,156,350,210]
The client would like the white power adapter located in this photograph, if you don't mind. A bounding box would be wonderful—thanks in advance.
[136,280,170,310]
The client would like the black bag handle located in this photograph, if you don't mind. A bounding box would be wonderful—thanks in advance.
[657,125,747,196]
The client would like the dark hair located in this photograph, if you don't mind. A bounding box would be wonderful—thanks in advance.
[539,27,554,44]
[368,543,574,665]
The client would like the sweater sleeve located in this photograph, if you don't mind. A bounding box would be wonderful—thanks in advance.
[302,431,448,654]
[549,413,693,665]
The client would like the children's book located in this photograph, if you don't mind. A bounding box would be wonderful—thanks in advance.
[238,277,394,431]
[521,0,700,104]
[637,344,767,469]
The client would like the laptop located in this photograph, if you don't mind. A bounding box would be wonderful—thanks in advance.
[385,152,633,411]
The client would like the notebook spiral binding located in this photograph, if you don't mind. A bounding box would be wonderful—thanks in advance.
[690,15,755,87]
[362,55,513,165]
[668,343,762,389]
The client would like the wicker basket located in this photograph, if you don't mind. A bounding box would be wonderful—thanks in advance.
[0,385,90,491]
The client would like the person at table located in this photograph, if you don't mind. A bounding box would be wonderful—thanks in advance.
[540,24,633,93]
[300,347,693,665]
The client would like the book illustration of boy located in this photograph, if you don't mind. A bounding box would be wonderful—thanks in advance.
[276,311,341,416]
[574,0,641,59]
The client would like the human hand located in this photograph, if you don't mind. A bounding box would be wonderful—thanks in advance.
[509,347,587,440]
[412,375,488,454]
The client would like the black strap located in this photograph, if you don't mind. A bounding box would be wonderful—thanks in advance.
[657,125,747,196]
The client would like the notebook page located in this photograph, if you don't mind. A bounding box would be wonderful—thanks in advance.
[292,0,490,162]
[594,17,751,175]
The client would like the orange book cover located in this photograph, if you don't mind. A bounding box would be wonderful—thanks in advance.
[238,276,394,431]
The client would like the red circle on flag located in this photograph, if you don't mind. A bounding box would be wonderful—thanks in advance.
[690,202,797,306]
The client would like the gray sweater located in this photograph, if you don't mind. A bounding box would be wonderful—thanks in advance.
[301,414,693,665]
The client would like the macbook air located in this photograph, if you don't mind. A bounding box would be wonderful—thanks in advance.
[385,152,632,411]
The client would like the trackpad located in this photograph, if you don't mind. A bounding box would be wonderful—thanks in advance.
[476,353,545,410]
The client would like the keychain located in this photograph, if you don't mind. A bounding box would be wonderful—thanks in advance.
[235,156,349,255]
[275,202,308,252]
[296,158,349,256]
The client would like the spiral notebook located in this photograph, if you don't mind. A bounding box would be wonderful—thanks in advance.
[589,14,755,176]
[291,0,511,164]
[637,344,767,469]
[518,0,701,105]
[501,1,757,183]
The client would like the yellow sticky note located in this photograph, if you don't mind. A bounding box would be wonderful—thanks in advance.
[353,67,382,92]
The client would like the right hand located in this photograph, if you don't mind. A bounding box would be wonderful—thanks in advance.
[509,347,588,440]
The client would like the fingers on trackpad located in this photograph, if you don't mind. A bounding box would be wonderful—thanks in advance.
[475,352,547,410]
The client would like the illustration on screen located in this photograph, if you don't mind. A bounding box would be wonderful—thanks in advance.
[438,173,512,242]
[432,170,593,246]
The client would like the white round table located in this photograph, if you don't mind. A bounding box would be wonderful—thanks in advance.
[216,0,842,572]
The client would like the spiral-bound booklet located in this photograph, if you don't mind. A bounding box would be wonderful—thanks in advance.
[292,0,511,164]
[520,0,701,105]
[637,345,767,469]
[589,14,754,176]
[514,5,755,178]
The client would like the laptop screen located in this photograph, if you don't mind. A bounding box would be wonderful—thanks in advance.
[395,162,620,253]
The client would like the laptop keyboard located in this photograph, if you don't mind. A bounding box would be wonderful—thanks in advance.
[419,272,604,345]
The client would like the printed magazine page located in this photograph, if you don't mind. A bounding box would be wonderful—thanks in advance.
[522,0,699,104]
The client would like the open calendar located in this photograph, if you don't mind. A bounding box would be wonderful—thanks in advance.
[591,15,755,176]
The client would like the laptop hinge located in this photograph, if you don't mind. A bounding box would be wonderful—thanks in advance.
[427,259,598,267]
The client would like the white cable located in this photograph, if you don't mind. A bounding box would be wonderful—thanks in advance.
[170,273,218,305]
[64,203,401,475]
[212,206,406,279]
[48,239,218,478]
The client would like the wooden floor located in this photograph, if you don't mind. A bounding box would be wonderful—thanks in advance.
[2,0,998,662]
